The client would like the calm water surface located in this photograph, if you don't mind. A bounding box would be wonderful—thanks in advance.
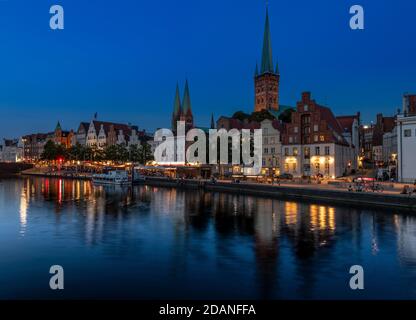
[1,176,416,299]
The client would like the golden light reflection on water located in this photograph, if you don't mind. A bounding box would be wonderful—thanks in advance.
[310,204,336,231]
[285,202,298,225]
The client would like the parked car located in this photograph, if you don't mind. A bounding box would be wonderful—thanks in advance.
[278,173,293,180]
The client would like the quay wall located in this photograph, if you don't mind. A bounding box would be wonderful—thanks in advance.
[19,173,416,211]
[0,163,33,177]
[143,177,416,211]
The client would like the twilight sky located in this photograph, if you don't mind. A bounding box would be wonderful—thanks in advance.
[0,0,415,139]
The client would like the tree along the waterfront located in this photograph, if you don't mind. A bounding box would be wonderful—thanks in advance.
[41,141,153,164]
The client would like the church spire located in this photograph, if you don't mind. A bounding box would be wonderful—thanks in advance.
[260,7,274,74]
[173,83,182,116]
[254,62,259,77]
[172,83,182,130]
[210,113,215,129]
[182,79,192,115]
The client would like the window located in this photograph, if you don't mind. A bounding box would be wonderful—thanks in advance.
[404,129,412,137]
[304,147,310,159]
[325,163,330,174]
[264,148,268,154]
[294,127,298,133]
[304,105,309,111]
[314,135,318,142]
[284,148,289,156]
[264,137,268,144]
[270,137,275,144]
[320,135,325,142]
[289,136,293,143]
[315,147,320,155]
[325,146,330,155]
[263,128,268,135]
[262,159,266,166]
[314,124,319,132]
[315,162,320,170]
[293,148,298,156]
[271,147,275,154]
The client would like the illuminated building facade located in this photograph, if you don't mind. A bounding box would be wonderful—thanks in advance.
[281,92,356,178]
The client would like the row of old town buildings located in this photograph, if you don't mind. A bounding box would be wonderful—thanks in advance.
[0,119,157,163]
[1,9,416,182]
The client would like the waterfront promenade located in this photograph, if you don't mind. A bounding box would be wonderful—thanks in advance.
[20,167,416,211]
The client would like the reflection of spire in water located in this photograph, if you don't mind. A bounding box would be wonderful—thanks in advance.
[395,215,416,265]
[371,214,379,255]
[19,187,28,236]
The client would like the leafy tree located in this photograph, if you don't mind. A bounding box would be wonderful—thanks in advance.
[249,110,274,122]
[104,145,119,162]
[139,142,153,164]
[278,108,295,123]
[41,140,67,161]
[41,140,57,161]
[232,111,250,121]
[129,144,141,162]
[116,144,129,162]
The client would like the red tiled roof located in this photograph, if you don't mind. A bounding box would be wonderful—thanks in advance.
[92,121,132,135]
[336,115,358,133]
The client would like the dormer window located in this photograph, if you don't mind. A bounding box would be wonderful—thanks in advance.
[304,104,308,111]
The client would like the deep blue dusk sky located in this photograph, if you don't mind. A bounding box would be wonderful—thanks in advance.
[1,0,415,139]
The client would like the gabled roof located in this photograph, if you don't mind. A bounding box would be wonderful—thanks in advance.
[92,121,132,136]
[77,122,90,133]
[336,115,359,133]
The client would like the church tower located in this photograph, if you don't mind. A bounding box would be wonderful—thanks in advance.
[254,8,280,112]
[171,83,182,133]
[171,80,194,133]
[182,80,194,131]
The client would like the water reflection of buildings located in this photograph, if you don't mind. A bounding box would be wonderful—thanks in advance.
[395,215,416,266]
[18,177,414,298]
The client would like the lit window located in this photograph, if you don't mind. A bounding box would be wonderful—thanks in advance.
[320,135,325,142]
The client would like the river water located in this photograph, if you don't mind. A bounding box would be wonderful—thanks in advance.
[0,176,415,299]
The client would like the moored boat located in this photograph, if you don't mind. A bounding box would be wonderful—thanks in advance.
[92,170,130,185]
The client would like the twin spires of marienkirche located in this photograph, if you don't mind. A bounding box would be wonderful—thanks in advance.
[172,80,193,131]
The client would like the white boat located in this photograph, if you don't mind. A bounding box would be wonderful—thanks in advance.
[92,170,130,185]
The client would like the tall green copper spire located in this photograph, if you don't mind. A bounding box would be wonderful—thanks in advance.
[173,83,182,116]
[260,8,274,74]
[55,121,62,131]
[182,79,192,115]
